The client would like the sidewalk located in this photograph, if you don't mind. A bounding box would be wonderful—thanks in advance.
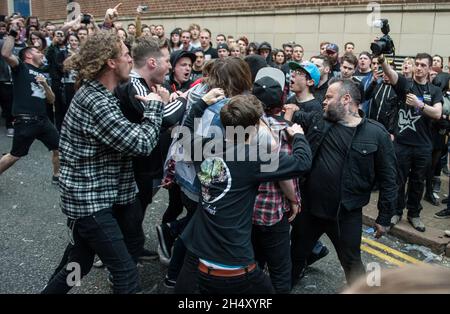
[364,174,450,257]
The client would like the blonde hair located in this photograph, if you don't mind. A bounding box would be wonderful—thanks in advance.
[64,31,122,88]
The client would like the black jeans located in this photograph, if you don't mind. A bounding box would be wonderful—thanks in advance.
[0,82,13,129]
[174,249,200,294]
[42,206,142,294]
[395,143,432,217]
[135,172,154,212]
[252,215,291,293]
[162,183,184,224]
[167,193,198,281]
[290,209,365,285]
[198,267,275,295]
[52,82,66,131]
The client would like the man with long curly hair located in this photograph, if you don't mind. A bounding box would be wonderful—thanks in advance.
[42,32,164,294]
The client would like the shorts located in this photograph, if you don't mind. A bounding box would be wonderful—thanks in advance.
[11,116,59,157]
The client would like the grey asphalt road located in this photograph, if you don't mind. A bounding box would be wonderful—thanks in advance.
[1,128,448,294]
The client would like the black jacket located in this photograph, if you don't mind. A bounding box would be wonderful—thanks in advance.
[115,72,186,177]
[364,80,400,134]
[292,110,397,226]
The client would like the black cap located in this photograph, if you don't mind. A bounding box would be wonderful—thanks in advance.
[217,43,229,51]
[244,55,268,83]
[170,50,196,68]
[253,68,285,109]
[258,42,272,52]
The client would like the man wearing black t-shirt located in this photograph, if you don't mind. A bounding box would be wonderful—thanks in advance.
[199,29,218,61]
[310,55,332,105]
[285,78,397,287]
[286,61,322,112]
[0,26,59,182]
[381,53,443,232]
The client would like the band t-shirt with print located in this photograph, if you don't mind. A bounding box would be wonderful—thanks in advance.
[393,74,443,149]
[11,61,47,117]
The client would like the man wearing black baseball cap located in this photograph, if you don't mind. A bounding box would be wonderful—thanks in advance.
[325,43,341,78]
[252,67,300,293]
[217,43,230,59]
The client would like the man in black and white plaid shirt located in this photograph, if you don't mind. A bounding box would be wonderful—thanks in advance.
[42,32,164,294]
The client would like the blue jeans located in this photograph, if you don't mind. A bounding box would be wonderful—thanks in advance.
[42,207,141,294]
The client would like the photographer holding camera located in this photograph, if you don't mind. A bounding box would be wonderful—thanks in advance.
[379,51,443,232]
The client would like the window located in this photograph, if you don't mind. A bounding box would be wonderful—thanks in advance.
[13,0,30,17]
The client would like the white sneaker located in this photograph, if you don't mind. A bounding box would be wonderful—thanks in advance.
[93,256,104,268]
[6,128,14,137]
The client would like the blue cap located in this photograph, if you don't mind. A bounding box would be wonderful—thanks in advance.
[288,61,321,87]
[326,43,339,53]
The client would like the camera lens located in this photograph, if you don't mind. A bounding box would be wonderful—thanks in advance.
[370,41,384,56]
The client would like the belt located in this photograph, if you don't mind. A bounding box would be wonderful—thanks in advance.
[15,114,44,121]
[198,262,256,277]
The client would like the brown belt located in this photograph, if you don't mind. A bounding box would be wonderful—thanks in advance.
[198,262,256,277]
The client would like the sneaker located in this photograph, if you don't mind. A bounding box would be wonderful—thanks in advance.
[445,230,450,237]
[407,216,426,232]
[390,214,402,226]
[52,175,59,185]
[156,223,174,259]
[163,275,176,289]
[157,244,171,266]
[424,193,439,206]
[433,177,441,193]
[107,273,114,288]
[93,256,104,268]
[6,128,14,137]
[291,265,306,288]
[138,248,159,263]
[306,246,329,266]
[434,208,450,219]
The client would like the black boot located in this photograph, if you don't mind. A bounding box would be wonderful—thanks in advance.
[424,192,439,206]
[432,176,441,194]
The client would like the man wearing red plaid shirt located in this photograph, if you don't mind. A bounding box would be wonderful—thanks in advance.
[251,68,302,293]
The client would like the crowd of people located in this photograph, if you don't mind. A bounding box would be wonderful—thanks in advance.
[0,4,450,294]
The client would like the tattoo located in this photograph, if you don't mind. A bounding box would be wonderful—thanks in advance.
[349,108,360,118]
[338,120,350,126]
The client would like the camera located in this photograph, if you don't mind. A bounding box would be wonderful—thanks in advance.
[81,14,91,25]
[370,19,395,56]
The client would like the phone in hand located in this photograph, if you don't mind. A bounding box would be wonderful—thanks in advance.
[376,66,383,76]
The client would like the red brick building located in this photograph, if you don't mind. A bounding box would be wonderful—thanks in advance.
[2,1,450,57]
[0,0,447,21]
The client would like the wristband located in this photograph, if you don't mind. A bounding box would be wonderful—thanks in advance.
[8,29,18,38]
[419,102,426,111]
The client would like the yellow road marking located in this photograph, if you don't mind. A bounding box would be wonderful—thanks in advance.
[362,237,423,265]
[360,244,406,266]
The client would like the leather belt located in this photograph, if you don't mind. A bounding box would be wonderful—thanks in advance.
[15,114,44,121]
[198,262,256,277]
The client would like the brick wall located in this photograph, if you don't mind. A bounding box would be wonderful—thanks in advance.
[31,0,450,22]
[0,1,8,17]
